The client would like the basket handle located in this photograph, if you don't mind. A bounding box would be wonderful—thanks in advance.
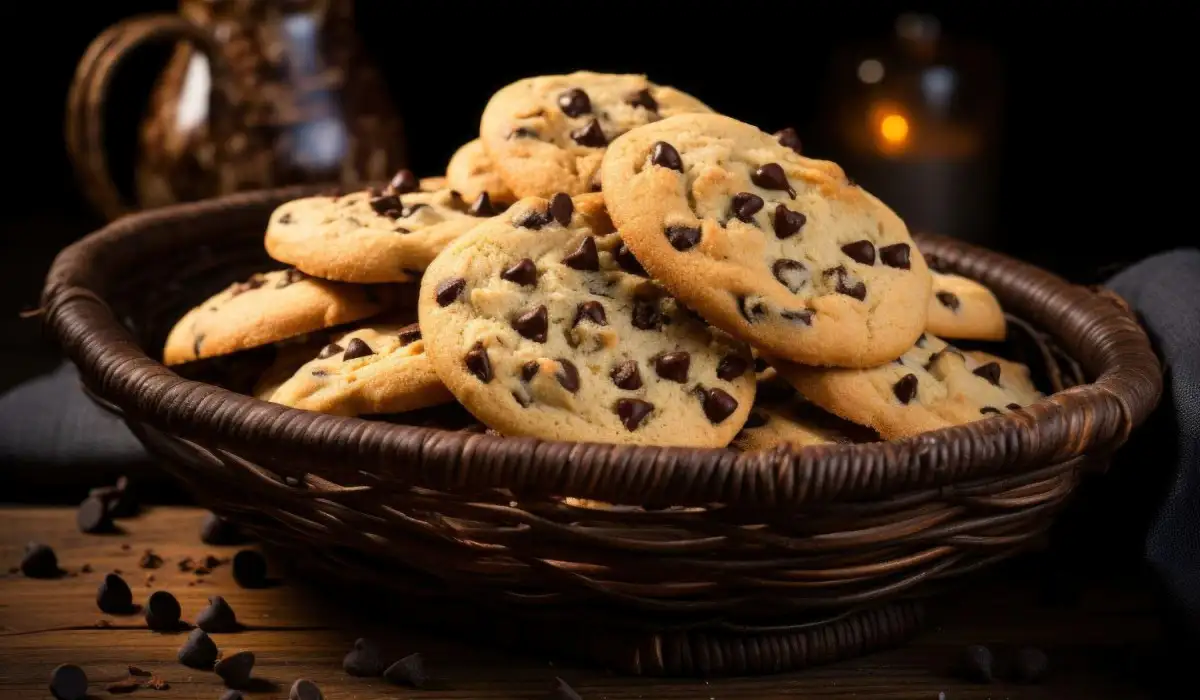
[65,14,235,222]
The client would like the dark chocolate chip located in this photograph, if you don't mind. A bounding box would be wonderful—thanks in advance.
[610,360,643,390]
[196,595,238,633]
[826,265,866,300]
[514,207,554,230]
[773,204,807,238]
[841,240,877,265]
[192,334,205,358]
[214,651,255,689]
[650,141,683,172]
[557,87,592,117]
[342,338,374,361]
[77,497,113,534]
[49,664,88,700]
[200,512,247,546]
[1007,403,1022,410]
[632,298,662,330]
[751,162,795,197]
[958,644,995,683]
[384,653,428,688]
[549,677,582,700]
[97,573,133,614]
[775,127,803,155]
[435,277,466,306]
[387,169,419,194]
[1013,647,1049,684]
[570,119,607,147]
[563,236,599,271]
[731,192,764,222]
[464,343,493,382]
[716,355,750,381]
[616,399,654,431]
[654,352,690,383]
[317,343,343,359]
[754,357,769,372]
[343,637,385,677]
[400,203,428,218]
[89,476,138,519]
[139,549,163,569]
[397,325,422,345]
[573,300,607,327]
[550,192,574,226]
[665,225,701,251]
[879,243,912,269]
[369,194,403,218]
[145,590,181,631]
[614,240,647,275]
[893,374,919,404]
[773,258,810,293]
[936,291,961,311]
[21,543,59,578]
[178,628,219,669]
[738,296,767,323]
[468,192,496,217]
[512,305,549,342]
[232,550,268,589]
[556,359,581,392]
[973,361,1002,386]
[230,276,267,296]
[980,406,1001,415]
[290,679,323,700]
[446,190,468,212]
[702,388,739,424]
[520,361,540,382]
[509,126,539,139]
[501,258,538,286]
[781,309,814,324]
[626,88,658,111]
[745,410,769,428]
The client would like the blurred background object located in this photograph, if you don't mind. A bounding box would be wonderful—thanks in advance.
[65,0,405,222]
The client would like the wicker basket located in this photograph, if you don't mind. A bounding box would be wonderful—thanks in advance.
[42,186,1162,677]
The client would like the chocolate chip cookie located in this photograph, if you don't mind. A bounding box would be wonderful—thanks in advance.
[927,272,1006,341]
[732,397,878,452]
[162,269,391,366]
[773,334,1042,439]
[418,193,756,446]
[265,170,496,284]
[601,113,932,368]
[446,139,515,206]
[256,321,453,416]
[479,72,712,198]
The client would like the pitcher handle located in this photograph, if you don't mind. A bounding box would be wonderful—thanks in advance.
[66,14,234,222]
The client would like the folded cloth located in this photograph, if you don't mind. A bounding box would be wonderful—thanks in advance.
[1107,248,1200,633]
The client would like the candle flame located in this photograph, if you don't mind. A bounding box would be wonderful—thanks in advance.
[880,113,910,145]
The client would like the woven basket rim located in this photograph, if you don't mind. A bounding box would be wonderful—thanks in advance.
[40,186,1163,507]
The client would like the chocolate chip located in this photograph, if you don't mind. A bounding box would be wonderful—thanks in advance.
[89,476,137,518]
[509,127,539,139]
[192,334,204,358]
[616,399,654,431]
[230,276,267,296]
[775,127,803,155]
[342,337,374,361]
[435,277,466,306]
[316,343,343,359]
[545,194,574,227]
[610,360,642,390]
[97,573,134,614]
[400,203,428,218]
[178,628,219,669]
[716,355,749,381]
[140,549,162,568]
[650,141,683,171]
[879,243,912,269]
[387,169,419,194]
[21,542,58,578]
[614,240,647,275]
[654,352,690,382]
[973,362,1002,386]
[958,644,995,683]
[563,236,599,270]
[384,653,428,688]
[520,361,540,382]
[631,298,663,330]
[468,192,496,217]
[369,193,403,218]
[980,406,1001,415]
[773,259,810,293]
[343,637,385,677]
[1013,647,1049,683]
[731,192,764,222]
[626,88,658,111]
[893,374,919,404]
[464,343,492,382]
[514,207,554,230]
[214,651,255,689]
[751,162,795,197]
[200,512,248,546]
[49,664,88,700]
[1007,403,1022,410]
[77,496,113,534]
[573,300,607,327]
[512,305,549,342]
[754,357,769,373]
[289,679,323,700]
[841,240,876,265]
[397,325,422,345]
[549,677,582,700]
[196,595,238,633]
[556,359,581,392]
[570,119,607,147]
[232,550,268,588]
[936,291,961,311]
[665,225,701,251]
[745,410,769,428]
[738,296,767,322]
[781,309,814,324]
[702,388,739,424]
[773,204,807,239]
[557,87,592,117]
[145,590,181,631]
[826,265,866,300]
[494,259,537,289]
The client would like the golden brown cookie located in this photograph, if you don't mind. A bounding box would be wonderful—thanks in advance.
[927,272,1006,341]
[445,139,516,206]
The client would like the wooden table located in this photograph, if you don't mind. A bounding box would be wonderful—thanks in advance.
[0,506,1163,698]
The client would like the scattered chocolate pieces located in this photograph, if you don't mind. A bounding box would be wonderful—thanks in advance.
[214,651,255,689]
[49,664,88,700]
[343,637,385,677]
[139,550,164,569]
[1013,646,1049,683]
[146,675,169,690]
[145,591,182,631]
[197,595,239,633]
[549,676,582,700]
[97,572,135,614]
[21,542,59,578]
[178,557,196,573]
[128,666,151,677]
[232,550,268,589]
[88,476,138,518]
[203,554,226,570]
[958,644,994,683]
[80,563,92,573]
[290,679,323,700]
[178,628,219,669]
[383,653,428,688]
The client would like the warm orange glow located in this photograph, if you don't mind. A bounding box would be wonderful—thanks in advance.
[880,113,910,144]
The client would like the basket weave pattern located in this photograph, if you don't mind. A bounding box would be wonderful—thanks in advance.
[43,187,1162,676]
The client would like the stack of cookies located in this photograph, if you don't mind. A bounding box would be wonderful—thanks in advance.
[163,71,1037,451]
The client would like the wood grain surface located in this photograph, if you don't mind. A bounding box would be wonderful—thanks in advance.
[0,506,1161,698]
